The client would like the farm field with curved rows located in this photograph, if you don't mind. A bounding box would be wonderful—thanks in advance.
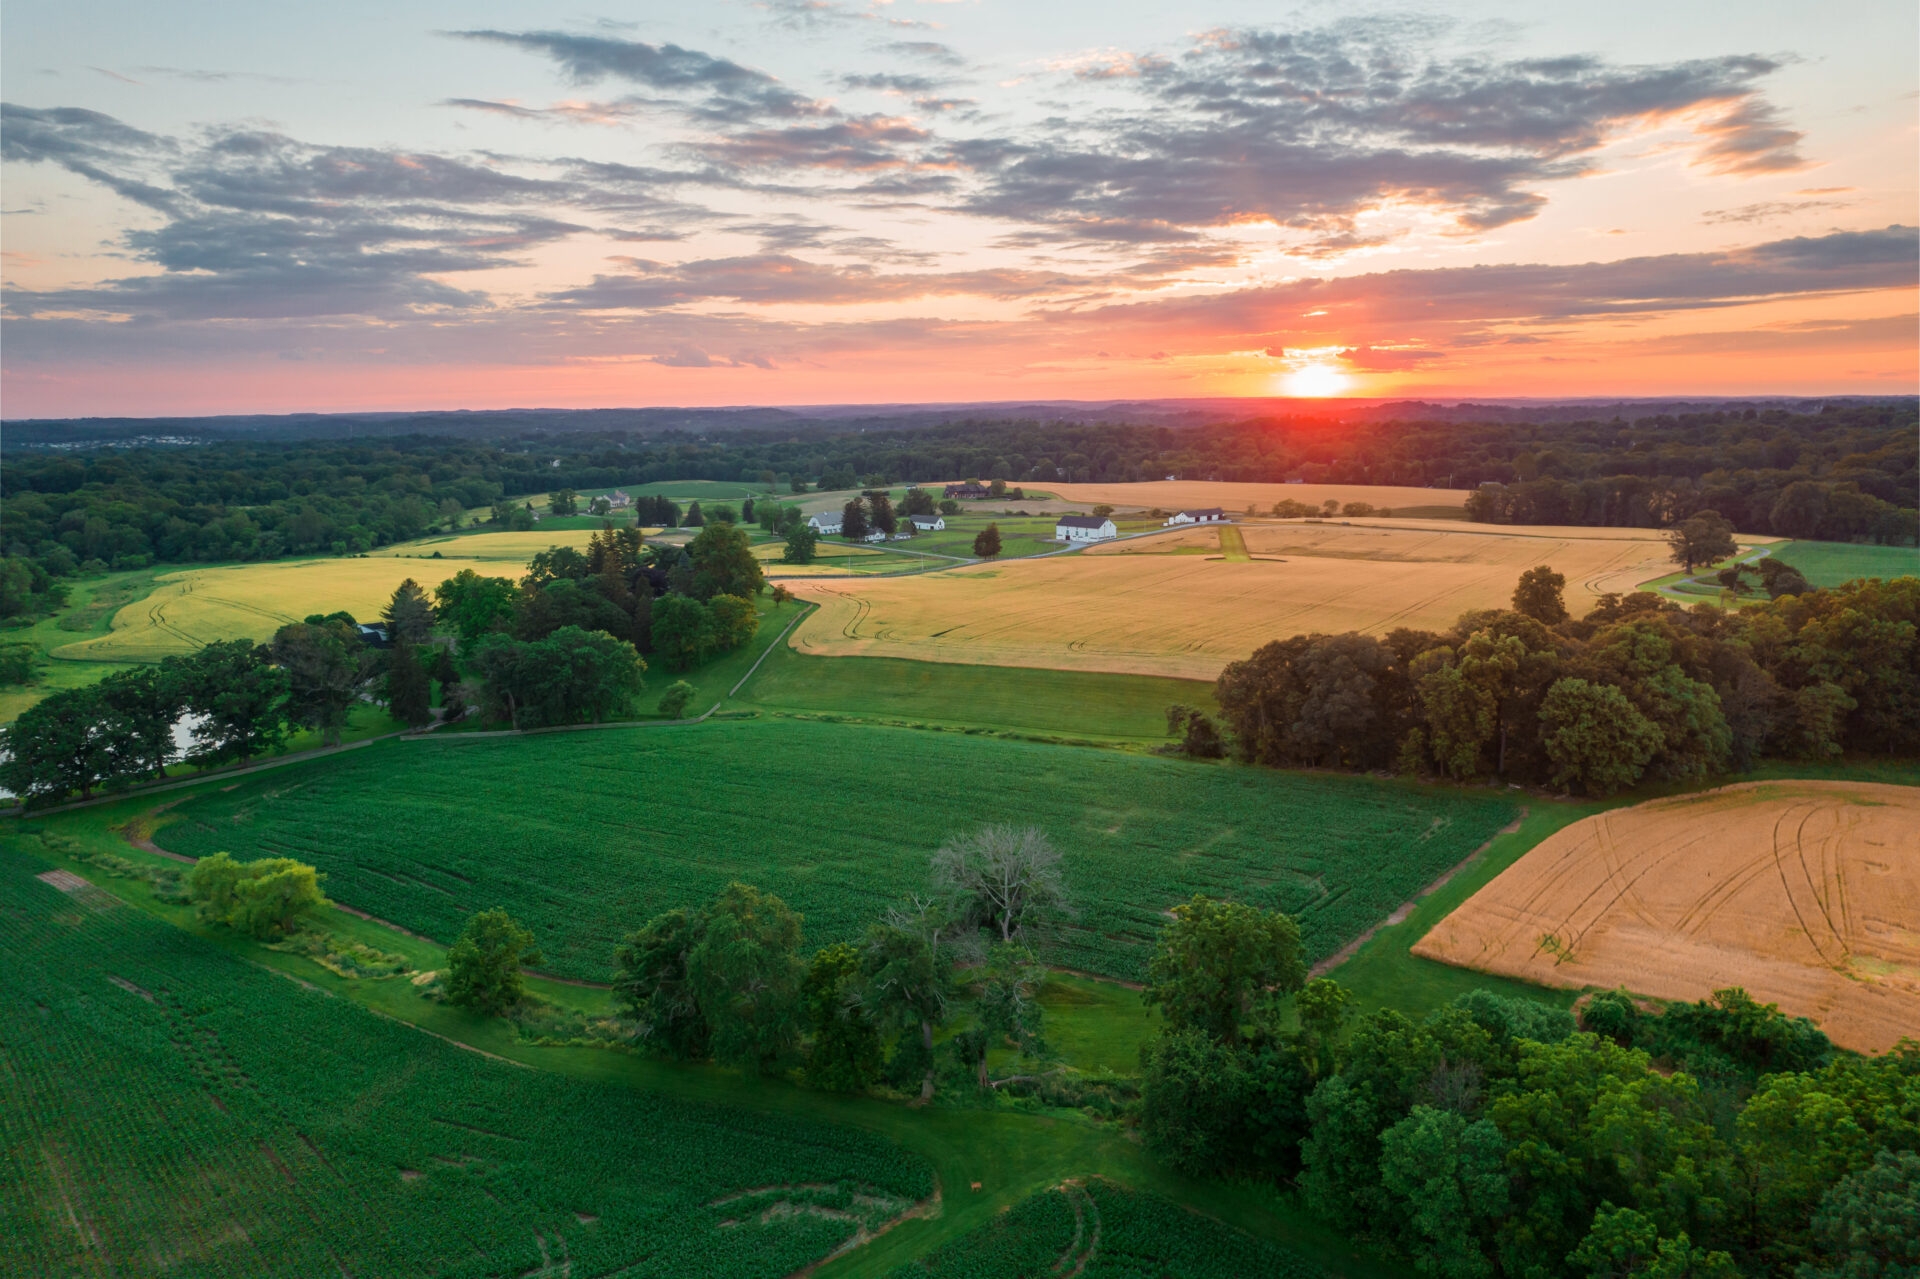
[148,718,1518,985]
[1412,780,1920,1052]
[0,844,932,1278]
[787,520,1744,680]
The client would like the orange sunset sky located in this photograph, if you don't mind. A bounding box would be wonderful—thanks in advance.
[2,1,1915,416]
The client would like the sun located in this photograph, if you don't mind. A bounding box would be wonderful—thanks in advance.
[1284,362,1351,398]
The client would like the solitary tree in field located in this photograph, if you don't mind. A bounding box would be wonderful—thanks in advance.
[446,908,543,1015]
[657,680,696,718]
[1144,895,1305,1047]
[1666,510,1737,572]
[972,523,1003,558]
[931,824,1069,944]
[782,523,819,565]
[1092,504,1115,519]
[1511,565,1569,625]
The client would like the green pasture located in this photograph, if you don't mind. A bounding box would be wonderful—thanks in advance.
[735,644,1217,740]
[146,717,1519,985]
[1769,539,1918,586]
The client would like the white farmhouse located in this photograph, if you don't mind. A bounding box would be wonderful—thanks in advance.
[807,512,843,535]
[1165,507,1227,526]
[910,515,945,531]
[1055,515,1117,542]
[863,527,889,543]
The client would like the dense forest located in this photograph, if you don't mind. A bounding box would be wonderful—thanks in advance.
[2,401,1913,618]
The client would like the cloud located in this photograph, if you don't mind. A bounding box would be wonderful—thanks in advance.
[841,72,941,93]
[700,115,932,169]
[1703,196,1853,225]
[884,41,965,67]
[448,29,821,122]
[540,252,1106,309]
[950,24,1808,246]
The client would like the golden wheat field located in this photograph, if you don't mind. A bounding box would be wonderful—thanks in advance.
[1412,781,1920,1053]
[54,557,518,663]
[787,521,1706,679]
[1044,480,1470,517]
[369,528,658,561]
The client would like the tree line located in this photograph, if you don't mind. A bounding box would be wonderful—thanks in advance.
[8,401,1909,618]
[1128,891,1914,1279]
[0,517,780,803]
[1181,571,1920,795]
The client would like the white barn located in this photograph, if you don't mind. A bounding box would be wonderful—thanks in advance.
[910,515,945,531]
[1165,507,1226,526]
[1055,515,1117,543]
[807,512,843,535]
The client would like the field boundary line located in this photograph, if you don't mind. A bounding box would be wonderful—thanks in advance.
[1309,808,1528,979]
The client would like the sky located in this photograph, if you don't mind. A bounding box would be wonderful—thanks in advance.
[2,0,1916,417]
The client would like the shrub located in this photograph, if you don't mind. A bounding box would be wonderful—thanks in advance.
[187,852,329,939]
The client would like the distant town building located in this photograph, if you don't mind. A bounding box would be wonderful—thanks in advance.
[1165,508,1226,526]
[1055,515,1118,543]
[944,482,990,500]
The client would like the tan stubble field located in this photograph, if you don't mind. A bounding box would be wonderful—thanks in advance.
[786,520,1727,680]
[1413,781,1920,1053]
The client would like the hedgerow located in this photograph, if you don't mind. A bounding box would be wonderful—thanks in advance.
[152,718,1518,982]
[0,844,930,1278]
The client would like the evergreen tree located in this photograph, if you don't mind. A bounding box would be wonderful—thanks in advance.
[973,523,1002,558]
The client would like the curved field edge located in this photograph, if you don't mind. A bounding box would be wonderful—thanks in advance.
[0,820,1407,1279]
[145,719,1521,984]
[1409,779,1920,1052]
[0,842,933,1279]
[1323,758,1920,1024]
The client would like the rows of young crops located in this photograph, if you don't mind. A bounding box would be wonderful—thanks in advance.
[153,719,1517,983]
[0,845,931,1278]
[887,1178,1331,1278]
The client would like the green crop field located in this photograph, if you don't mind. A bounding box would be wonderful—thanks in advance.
[150,718,1517,984]
[888,1178,1329,1278]
[736,645,1217,740]
[1770,540,1918,586]
[0,844,931,1279]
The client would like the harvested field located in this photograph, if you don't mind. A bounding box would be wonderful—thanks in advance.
[789,521,1706,680]
[1045,481,1469,518]
[369,528,659,561]
[1412,781,1920,1052]
[55,556,522,662]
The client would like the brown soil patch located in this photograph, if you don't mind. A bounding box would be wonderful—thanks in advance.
[1413,781,1920,1052]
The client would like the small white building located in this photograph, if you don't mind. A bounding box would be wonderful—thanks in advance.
[808,512,842,535]
[1165,507,1227,527]
[911,515,945,531]
[863,528,889,543]
[1055,515,1118,542]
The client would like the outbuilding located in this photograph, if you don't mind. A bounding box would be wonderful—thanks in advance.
[911,515,945,531]
[1055,515,1117,543]
[1165,508,1227,526]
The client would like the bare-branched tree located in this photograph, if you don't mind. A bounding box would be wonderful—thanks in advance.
[930,824,1070,944]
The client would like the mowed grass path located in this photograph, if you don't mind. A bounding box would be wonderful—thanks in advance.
[154,719,1517,984]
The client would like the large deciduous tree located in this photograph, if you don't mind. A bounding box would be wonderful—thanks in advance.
[686,521,765,601]
[272,618,366,745]
[434,569,519,644]
[930,824,1069,944]
[1511,564,1569,625]
[1144,895,1305,1047]
[1667,510,1738,573]
[687,883,808,1074]
[445,908,543,1015]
